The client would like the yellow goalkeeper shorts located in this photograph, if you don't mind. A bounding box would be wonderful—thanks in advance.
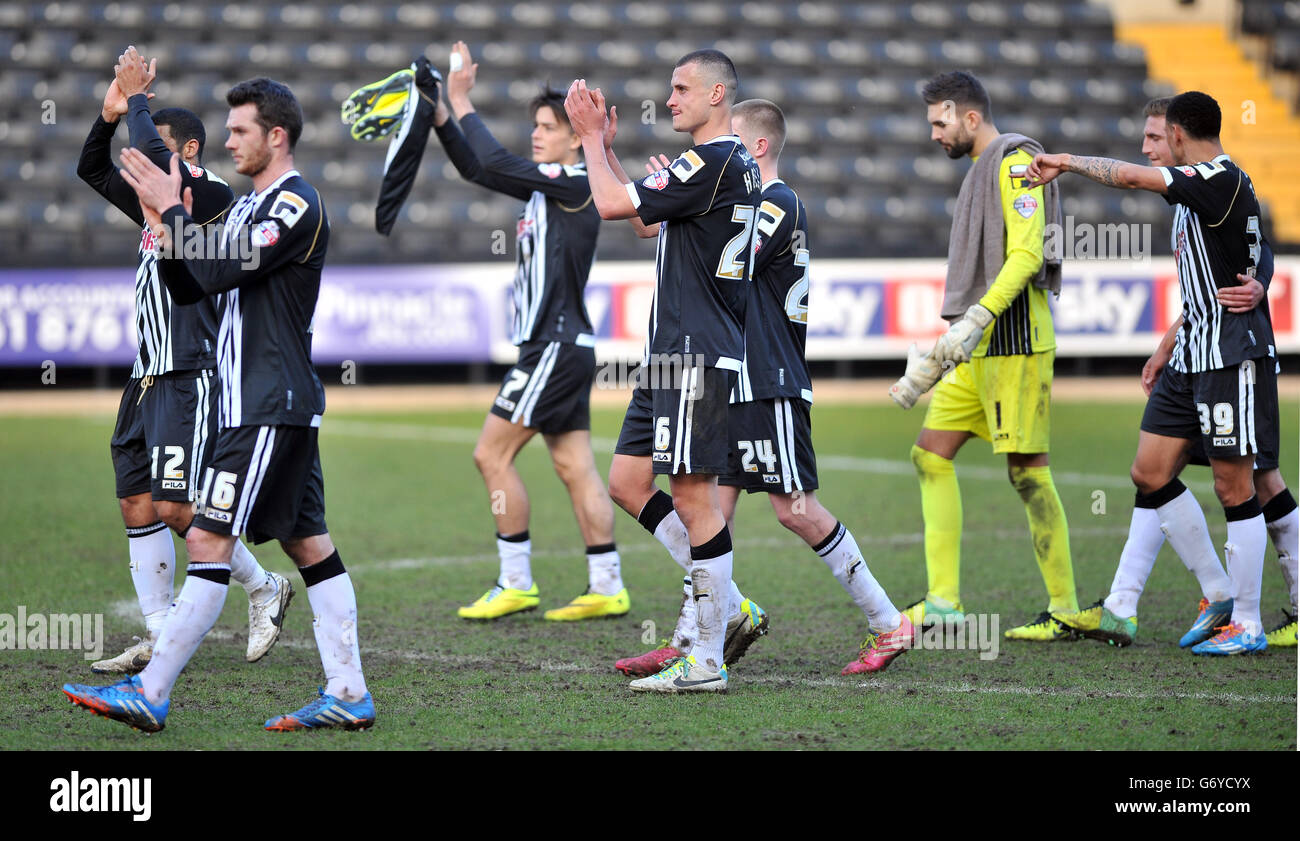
[923,351,1055,455]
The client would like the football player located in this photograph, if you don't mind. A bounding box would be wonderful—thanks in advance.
[1030,91,1280,654]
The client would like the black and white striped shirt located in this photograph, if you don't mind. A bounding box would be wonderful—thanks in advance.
[625,136,763,371]
[733,179,814,405]
[433,114,600,347]
[1161,155,1274,373]
[157,170,329,428]
[76,100,233,376]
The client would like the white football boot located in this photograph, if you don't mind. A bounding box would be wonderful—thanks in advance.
[246,572,294,662]
[628,655,728,693]
[91,636,154,674]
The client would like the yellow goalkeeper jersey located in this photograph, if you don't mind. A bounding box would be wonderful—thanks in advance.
[972,147,1056,358]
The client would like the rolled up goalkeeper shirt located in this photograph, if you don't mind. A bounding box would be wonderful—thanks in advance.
[375,57,441,235]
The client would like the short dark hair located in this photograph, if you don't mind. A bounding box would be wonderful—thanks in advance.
[529,85,571,130]
[1142,96,1174,119]
[733,99,786,156]
[921,70,992,120]
[1165,91,1221,141]
[225,77,303,150]
[675,49,739,104]
[152,107,206,161]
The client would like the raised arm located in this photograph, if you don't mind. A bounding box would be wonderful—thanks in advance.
[602,106,659,238]
[564,80,639,220]
[1028,153,1168,193]
[114,47,171,168]
[77,76,147,225]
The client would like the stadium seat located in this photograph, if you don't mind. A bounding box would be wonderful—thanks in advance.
[0,0,1246,265]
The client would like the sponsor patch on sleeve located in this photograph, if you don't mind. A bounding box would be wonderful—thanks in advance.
[1008,163,1029,188]
[267,190,308,228]
[1012,194,1038,218]
[642,169,671,191]
[251,219,281,248]
[668,149,706,182]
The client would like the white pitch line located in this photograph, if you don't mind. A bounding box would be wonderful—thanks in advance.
[177,628,1298,706]
[322,419,1216,492]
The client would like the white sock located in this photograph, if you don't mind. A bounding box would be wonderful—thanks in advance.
[672,576,696,653]
[1104,503,1164,619]
[586,544,623,595]
[1265,504,1298,610]
[1156,486,1232,602]
[138,569,229,704]
[653,511,693,572]
[305,558,368,702]
[1225,505,1267,636]
[497,532,532,590]
[126,522,175,639]
[688,530,733,672]
[726,581,745,619]
[815,522,900,632]
[228,538,272,598]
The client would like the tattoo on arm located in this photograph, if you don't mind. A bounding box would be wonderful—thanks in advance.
[1066,155,1125,187]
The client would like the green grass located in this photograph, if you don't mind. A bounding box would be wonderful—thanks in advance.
[0,393,1295,750]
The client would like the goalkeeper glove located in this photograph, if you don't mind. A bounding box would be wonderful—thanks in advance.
[343,67,416,141]
[889,342,945,409]
[932,304,994,366]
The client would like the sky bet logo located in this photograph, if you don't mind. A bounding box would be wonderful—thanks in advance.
[49,771,151,821]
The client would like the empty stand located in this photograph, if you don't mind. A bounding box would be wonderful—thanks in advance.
[3,0,1247,268]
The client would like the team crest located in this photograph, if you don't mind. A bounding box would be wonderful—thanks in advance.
[251,219,280,247]
[1180,166,1196,177]
[538,163,562,179]
[187,163,203,178]
[1013,194,1038,218]
[643,169,671,191]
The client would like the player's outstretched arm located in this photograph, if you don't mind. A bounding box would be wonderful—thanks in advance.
[565,80,638,220]
[1028,153,1167,193]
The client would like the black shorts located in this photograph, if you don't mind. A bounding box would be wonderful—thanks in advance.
[488,340,594,433]
[110,371,218,502]
[1142,358,1280,463]
[720,397,820,493]
[614,364,736,476]
[193,424,328,544]
[1182,358,1281,471]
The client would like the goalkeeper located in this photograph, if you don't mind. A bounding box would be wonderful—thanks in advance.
[895,71,1084,641]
